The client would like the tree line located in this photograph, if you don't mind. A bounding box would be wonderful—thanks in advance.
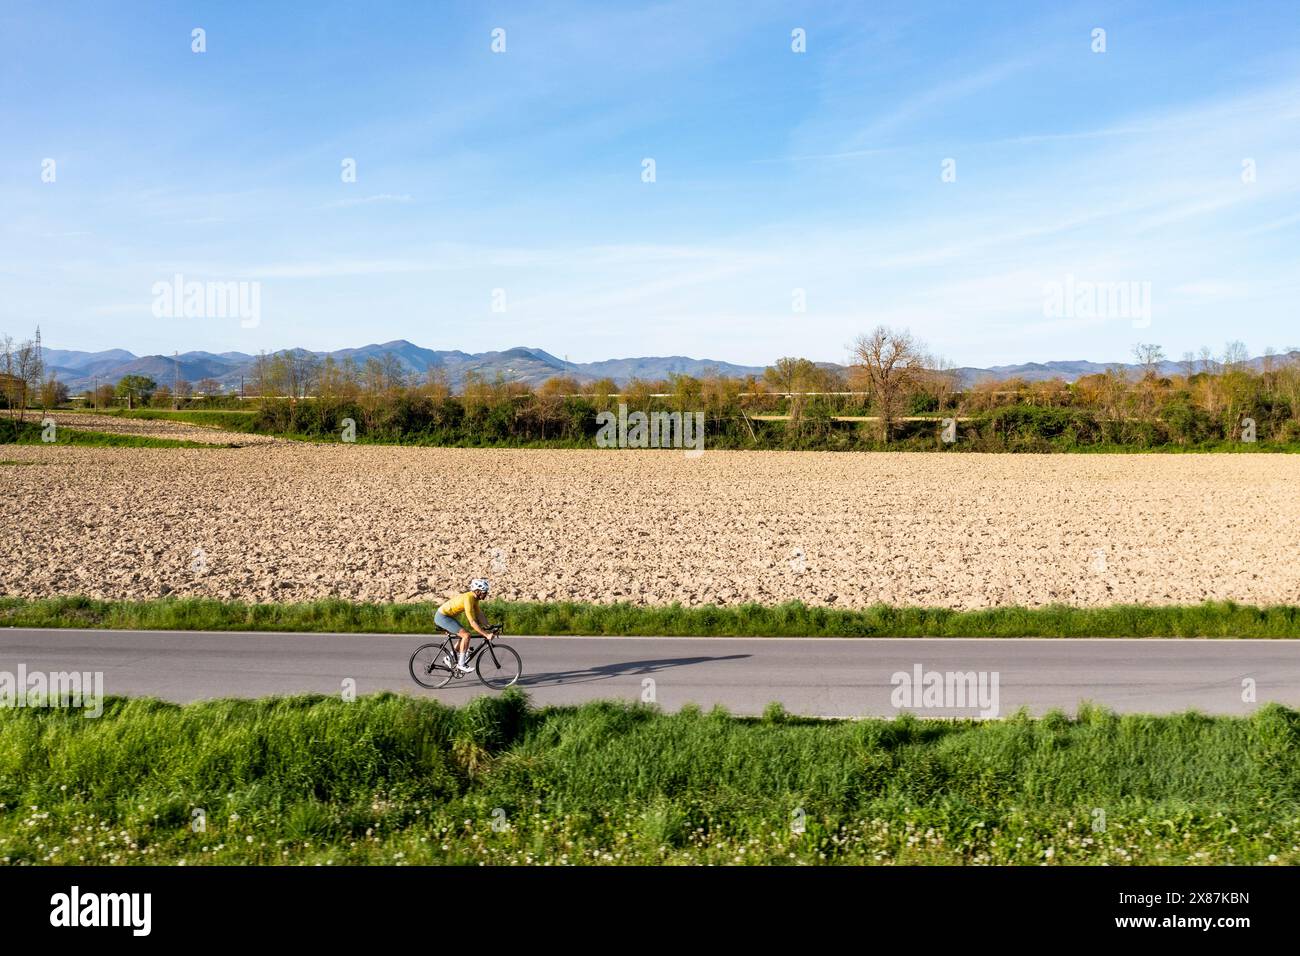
[220,330,1300,448]
[7,326,1300,449]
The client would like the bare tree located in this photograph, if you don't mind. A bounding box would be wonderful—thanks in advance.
[196,377,222,399]
[1,335,16,433]
[848,326,926,441]
[284,350,320,402]
[91,383,116,409]
[1222,340,1249,373]
[701,366,741,418]
[1278,355,1300,426]
[1,330,43,435]
[250,352,274,400]
[1262,346,1278,375]
[619,376,654,414]
[1098,366,1132,433]
[316,356,361,405]
[535,375,581,438]
[1198,346,1217,375]
[418,366,452,404]
[587,376,619,412]
[1131,343,1166,419]
[918,354,960,411]
[1,334,13,409]
[1217,341,1253,433]
[1132,343,1165,378]
[379,353,406,394]
[358,356,404,432]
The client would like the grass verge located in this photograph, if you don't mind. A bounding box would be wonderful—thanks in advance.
[1,692,1296,865]
[3,596,1300,637]
[104,409,258,432]
[0,422,224,448]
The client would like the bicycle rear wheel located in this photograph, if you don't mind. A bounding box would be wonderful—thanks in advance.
[409,642,456,689]
[476,643,522,689]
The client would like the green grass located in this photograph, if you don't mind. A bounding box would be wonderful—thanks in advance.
[104,409,258,432]
[4,595,1300,637]
[0,421,224,448]
[1,692,1296,865]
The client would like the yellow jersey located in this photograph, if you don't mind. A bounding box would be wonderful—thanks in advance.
[438,591,481,622]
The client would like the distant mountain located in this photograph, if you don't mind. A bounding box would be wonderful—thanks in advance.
[949,353,1300,388]
[43,348,136,370]
[464,347,571,381]
[328,340,453,373]
[577,355,766,382]
[38,342,1299,394]
[42,340,773,393]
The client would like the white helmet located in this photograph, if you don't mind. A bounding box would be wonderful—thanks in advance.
[470,578,490,594]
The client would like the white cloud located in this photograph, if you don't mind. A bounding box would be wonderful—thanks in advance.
[319,193,415,210]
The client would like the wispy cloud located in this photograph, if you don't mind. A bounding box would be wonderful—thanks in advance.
[319,193,415,210]
[845,54,1042,147]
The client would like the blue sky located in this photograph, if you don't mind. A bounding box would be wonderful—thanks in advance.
[3,0,1298,367]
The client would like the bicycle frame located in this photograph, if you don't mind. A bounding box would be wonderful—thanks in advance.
[434,626,503,670]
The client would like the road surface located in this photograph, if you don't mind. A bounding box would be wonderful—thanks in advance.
[2,629,1297,717]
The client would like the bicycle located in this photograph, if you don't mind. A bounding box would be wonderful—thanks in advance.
[408,623,522,690]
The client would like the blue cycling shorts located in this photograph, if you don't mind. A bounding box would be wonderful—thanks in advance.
[435,611,465,635]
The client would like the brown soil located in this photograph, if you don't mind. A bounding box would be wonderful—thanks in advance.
[3,445,1297,609]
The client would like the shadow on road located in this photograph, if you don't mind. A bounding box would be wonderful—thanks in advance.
[517,654,750,688]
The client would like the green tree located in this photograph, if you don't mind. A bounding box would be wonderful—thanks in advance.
[115,375,157,409]
[763,357,820,424]
[39,375,69,408]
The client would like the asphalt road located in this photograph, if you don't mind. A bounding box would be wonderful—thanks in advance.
[3,629,1298,717]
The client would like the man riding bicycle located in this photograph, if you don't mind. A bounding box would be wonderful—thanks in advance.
[435,579,494,675]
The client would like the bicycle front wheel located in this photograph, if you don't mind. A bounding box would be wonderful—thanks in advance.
[476,643,522,689]
[409,642,456,689]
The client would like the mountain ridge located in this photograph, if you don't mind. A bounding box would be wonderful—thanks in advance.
[37,341,1298,394]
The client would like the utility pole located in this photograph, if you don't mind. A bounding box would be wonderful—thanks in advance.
[32,326,43,408]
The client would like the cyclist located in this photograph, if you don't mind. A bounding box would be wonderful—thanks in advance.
[435,579,494,674]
